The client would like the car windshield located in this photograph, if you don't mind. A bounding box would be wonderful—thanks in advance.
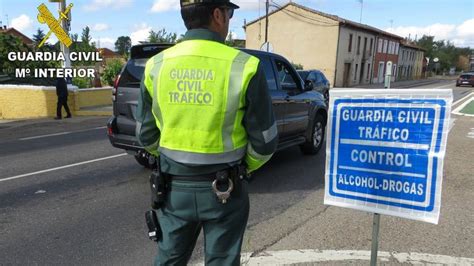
[118,58,148,88]
[298,71,309,80]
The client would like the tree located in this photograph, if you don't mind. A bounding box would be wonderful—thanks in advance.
[101,59,124,86]
[0,33,60,85]
[81,26,92,47]
[71,33,79,43]
[145,28,177,44]
[115,36,131,56]
[415,35,435,59]
[0,34,29,75]
[32,28,46,46]
[225,31,234,46]
[415,35,471,72]
[71,27,97,66]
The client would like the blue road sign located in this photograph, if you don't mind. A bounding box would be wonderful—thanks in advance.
[324,89,452,224]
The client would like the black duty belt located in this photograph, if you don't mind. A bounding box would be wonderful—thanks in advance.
[168,165,247,204]
[170,173,215,182]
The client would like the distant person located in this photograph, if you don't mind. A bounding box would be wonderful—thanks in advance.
[55,77,72,120]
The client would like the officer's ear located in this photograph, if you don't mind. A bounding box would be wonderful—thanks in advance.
[211,7,226,26]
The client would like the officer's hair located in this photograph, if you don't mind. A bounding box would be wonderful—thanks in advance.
[181,5,220,30]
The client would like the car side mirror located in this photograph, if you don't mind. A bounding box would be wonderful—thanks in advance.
[304,80,313,91]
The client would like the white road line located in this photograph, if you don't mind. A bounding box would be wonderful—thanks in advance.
[427,82,457,89]
[193,250,474,265]
[19,126,107,141]
[452,95,474,117]
[453,92,474,107]
[0,153,127,183]
[19,131,72,140]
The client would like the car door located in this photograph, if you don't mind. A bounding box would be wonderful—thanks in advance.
[258,54,287,137]
[274,59,309,138]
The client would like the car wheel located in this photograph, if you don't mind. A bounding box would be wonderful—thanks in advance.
[455,84,460,87]
[300,114,325,155]
[134,150,151,168]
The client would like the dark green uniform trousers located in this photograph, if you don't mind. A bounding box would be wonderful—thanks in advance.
[154,180,249,266]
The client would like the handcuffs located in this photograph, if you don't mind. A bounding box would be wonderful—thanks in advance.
[212,178,234,204]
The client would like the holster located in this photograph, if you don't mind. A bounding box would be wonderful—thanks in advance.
[145,210,161,242]
[149,158,168,210]
[147,156,167,242]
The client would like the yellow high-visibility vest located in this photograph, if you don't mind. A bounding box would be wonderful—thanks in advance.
[143,39,260,165]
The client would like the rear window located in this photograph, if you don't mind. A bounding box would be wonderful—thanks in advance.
[460,74,472,79]
[118,58,148,88]
[131,44,172,59]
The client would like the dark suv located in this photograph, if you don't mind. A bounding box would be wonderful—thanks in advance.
[107,44,327,168]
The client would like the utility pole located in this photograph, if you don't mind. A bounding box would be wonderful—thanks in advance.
[49,0,71,69]
[265,0,269,46]
[59,0,71,69]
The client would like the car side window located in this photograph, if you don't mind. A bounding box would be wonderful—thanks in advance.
[260,56,278,91]
[275,60,298,90]
[315,72,323,83]
[307,72,316,82]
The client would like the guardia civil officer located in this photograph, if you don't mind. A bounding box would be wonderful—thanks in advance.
[136,0,278,265]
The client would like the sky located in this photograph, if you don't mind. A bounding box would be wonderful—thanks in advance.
[0,0,473,50]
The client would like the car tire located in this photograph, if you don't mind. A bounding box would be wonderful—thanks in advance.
[300,114,325,155]
[134,150,151,168]
[455,84,460,87]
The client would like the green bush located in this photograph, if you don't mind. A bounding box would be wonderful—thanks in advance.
[102,59,124,86]
[73,77,92,88]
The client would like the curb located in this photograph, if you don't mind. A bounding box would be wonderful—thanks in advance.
[353,79,449,89]
[75,110,112,116]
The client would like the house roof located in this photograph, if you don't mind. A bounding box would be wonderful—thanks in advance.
[98,47,121,58]
[400,40,426,51]
[0,27,34,45]
[244,2,403,40]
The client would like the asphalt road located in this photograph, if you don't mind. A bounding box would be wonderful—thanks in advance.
[0,116,325,265]
[0,79,472,265]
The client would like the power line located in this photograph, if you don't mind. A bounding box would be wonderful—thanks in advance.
[269,1,339,27]
[280,9,339,27]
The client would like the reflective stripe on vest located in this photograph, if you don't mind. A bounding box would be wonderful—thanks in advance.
[143,40,260,165]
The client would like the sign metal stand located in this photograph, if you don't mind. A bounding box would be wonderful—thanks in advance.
[370,213,381,266]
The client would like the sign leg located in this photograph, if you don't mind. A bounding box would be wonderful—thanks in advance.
[370,213,381,266]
